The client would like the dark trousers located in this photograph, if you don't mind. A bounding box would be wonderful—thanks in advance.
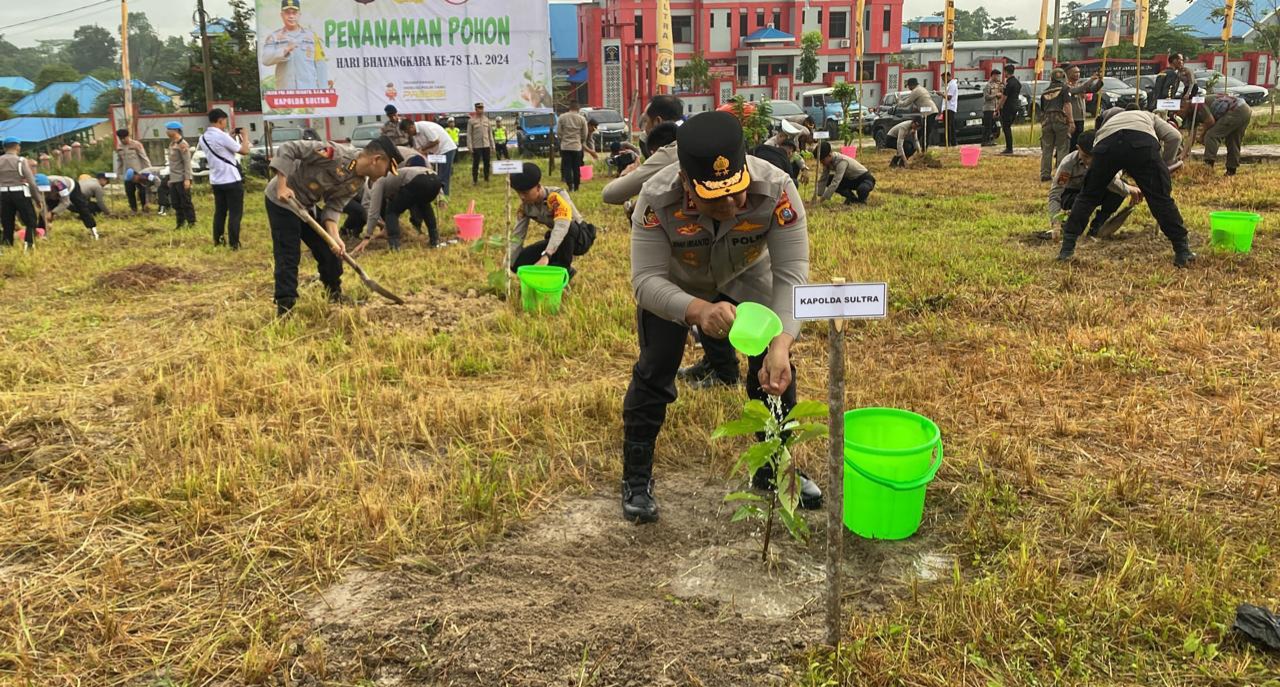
[0,190,37,246]
[439,149,456,197]
[1065,131,1186,244]
[510,225,578,273]
[983,110,999,144]
[340,198,366,239]
[886,137,918,166]
[494,142,509,160]
[124,178,148,211]
[824,172,876,203]
[169,182,196,228]
[622,305,797,445]
[156,183,171,210]
[942,109,958,146]
[63,186,97,230]
[560,149,584,191]
[1062,187,1124,235]
[1069,121,1085,155]
[266,199,343,314]
[1000,109,1018,153]
[384,202,439,247]
[212,181,244,248]
[471,147,491,182]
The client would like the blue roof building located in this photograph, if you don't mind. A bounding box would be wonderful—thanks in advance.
[106,80,174,104]
[11,77,109,115]
[1173,0,1255,40]
[0,116,108,145]
[0,76,36,93]
[1078,0,1137,11]
[743,27,795,44]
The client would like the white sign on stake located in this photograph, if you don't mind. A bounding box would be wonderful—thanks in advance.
[427,154,448,163]
[104,172,118,179]
[1191,96,1205,104]
[919,106,936,113]
[793,282,888,321]
[813,131,831,140]
[493,160,524,174]
[1157,98,1181,111]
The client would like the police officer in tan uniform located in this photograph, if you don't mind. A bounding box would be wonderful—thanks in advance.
[1039,69,1075,182]
[0,137,42,249]
[467,103,495,185]
[620,111,818,524]
[42,174,100,239]
[114,128,152,212]
[165,122,196,229]
[265,136,401,315]
[506,162,596,274]
[814,142,875,205]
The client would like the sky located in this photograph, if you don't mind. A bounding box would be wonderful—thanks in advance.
[3,0,1197,49]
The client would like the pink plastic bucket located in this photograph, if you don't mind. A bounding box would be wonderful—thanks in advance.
[579,165,594,182]
[959,145,981,167]
[454,213,484,240]
[841,145,858,158]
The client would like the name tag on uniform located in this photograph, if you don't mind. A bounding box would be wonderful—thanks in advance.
[1156,99,1181,111]
[492,160,524,174]
[813,131,830,140]
[427,154,447,163]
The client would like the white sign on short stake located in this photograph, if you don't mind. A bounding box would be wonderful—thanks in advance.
[814,131,831,140]
[427,154,447,163]
[793,282,888,321]
[1157,99,1181,111]
[490,159,525,299]
[1191,96,1205,104]
[104,172,118,179]
[919,106,936,113]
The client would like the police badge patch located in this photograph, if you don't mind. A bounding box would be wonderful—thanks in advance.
[774,192,797,227]
[680,250,700,267]
[676,223,702,236]
[642,206,660,228]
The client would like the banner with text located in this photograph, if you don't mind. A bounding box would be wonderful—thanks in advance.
[254,0,551,117]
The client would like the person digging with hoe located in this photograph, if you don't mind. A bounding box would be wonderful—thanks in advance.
[1058,108,1193,267]
[265,136,401,316]
[621,110,817,524]
[1042,130,1142,240]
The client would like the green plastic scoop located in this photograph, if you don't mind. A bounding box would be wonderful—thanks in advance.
[729,302,783,356]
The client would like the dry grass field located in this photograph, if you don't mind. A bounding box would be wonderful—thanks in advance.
[1,141,1278,686]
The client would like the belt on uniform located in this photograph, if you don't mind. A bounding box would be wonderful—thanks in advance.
[0,185,30,192]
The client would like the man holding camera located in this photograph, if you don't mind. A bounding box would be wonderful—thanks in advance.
[198,108,251,249]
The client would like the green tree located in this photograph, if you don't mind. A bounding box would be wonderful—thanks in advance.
[91,87,171,115]
[831,81,859,143]
[0,87,24,108]
[799,31,822,83]
[65,25,118,75]
[1212,0,1280,57]
[675,53,712,92]
[180,0,262,112]
[986,16,1033,39]
[1059,2,1088,38]
[1105,20,1200,59]
[35,63,80,90]
[0,105,13,121]
[55,93,80,117]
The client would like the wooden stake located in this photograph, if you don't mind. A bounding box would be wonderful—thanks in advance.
[505,175,513,300]
[824,277,847,654]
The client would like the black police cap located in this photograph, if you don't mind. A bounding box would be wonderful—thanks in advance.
[509,162,542,192]
[676,111,749,200]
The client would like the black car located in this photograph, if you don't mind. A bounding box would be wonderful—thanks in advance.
[871,90,987,148]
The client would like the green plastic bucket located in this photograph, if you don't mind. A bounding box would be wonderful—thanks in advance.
[728,302,782,356]
[843,408,943,540]
[516,265,569,314]
[1209,211,1261,253]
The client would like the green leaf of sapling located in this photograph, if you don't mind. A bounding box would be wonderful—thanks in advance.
[711,417,766,440]
[785,400,829,422]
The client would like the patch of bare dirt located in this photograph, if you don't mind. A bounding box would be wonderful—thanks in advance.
[95,262,199,290]
[302,475,951,686]
[361,288,498,334]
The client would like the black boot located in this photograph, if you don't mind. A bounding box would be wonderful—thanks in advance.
[677,357,739,389]
[621,440,658,524]
[1172,238,1197,268]
[1056,232,1078,262]
[751,464,824,510]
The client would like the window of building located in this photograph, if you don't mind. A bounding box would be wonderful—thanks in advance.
[829,11,847,38]
[756,9,765,27]
[817,9,823,27]
[772,10,781,29]
[829,61,847,73]
[710,13,715,28]
[635,13,644,40]
[673,15,693,43]
[740,9,748,36]
[883,7,891,31]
